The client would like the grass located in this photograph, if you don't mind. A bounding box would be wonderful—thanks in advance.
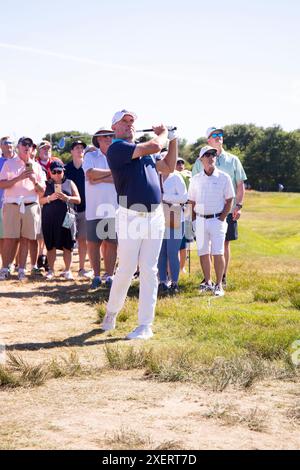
[97,192,300,389]
[0,351,95,389]
[203,404,268,432]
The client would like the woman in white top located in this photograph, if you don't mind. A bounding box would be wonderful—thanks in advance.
[158,171,188,294]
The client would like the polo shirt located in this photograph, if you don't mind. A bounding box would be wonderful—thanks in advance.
[0,156,46,201]
[64,160,86,212]
[107,140,161,212]
[82,149,118,220]
[188,168,235,215]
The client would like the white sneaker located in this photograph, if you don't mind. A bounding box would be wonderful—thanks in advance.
[102,311,117,331]
[126,325,153,340]
[62,270,74,281]
[214,284,225,297]
[46,270,54,280]
[0,268,9,281]
[78,269,93,279]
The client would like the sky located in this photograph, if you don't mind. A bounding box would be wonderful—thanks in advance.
[0,0,299,144]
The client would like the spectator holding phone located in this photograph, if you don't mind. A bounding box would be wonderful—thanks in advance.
[0,137,46,280]
[40,161,80,280]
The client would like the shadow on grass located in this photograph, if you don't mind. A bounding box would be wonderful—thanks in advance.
[6,328,125,351]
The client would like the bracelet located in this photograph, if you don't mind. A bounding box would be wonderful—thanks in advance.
[236,203,243,209]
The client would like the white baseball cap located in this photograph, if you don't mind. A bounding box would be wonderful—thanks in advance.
[112,109,137,126]
[206,127,224,139]
[199,145,218,158]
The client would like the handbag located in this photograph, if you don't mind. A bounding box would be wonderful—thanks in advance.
[163,202,182,229]
[62,203,77,239]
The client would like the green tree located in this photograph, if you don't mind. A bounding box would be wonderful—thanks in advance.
[244,126,300,192]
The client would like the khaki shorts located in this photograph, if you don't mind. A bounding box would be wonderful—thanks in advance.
[3,203,41,240]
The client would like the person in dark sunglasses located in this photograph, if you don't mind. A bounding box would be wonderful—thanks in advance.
[192,127,247,288]
[39,160,81,281]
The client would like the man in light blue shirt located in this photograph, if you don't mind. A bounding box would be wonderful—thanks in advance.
[192,127,247,287]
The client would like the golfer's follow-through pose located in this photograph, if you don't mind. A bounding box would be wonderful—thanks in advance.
[102,110,178,340]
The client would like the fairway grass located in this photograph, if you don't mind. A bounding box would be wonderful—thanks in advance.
[99,192,300,387]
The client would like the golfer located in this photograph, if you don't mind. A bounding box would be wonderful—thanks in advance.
[101,109,178,340]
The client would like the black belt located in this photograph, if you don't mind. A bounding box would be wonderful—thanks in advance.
[10,202,37,206]
[199,212,222,219]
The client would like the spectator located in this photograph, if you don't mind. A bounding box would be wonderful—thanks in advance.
[0,137,46,280]
[0,136,16,262]
[189,146,235,297]
[83,127,118,289]
[158,170,187,294]
[175,157,192,274]
[39,161,80,280]
[192,127,247,287]
[65,141,92,279]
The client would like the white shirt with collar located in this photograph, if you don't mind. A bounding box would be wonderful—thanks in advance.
[188,168,235,215]
[82,149,118,220]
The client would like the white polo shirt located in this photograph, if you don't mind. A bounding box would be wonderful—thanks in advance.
[82,149,118,220]
[188,168,235,215]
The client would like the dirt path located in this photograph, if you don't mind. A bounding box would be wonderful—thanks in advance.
[1,257,299,450]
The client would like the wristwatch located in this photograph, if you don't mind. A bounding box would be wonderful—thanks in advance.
[236,203,243,209]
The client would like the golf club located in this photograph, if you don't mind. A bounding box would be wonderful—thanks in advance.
[58,127,177,150]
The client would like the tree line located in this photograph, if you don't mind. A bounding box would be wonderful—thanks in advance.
[45,124,300,192]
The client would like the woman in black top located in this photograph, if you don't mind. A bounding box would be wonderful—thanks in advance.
[40,161,80,280]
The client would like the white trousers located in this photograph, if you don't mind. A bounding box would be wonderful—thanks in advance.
[106,205,165,326]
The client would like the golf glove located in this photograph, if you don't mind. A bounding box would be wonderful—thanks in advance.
[167,126,178,141]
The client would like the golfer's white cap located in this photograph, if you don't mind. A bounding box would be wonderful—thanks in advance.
[206,127,223,139]
[112,109,137,126]
[199,145,217,158]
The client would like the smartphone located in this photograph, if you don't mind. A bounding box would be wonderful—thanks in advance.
[54,183,62,193]
[25,162,33,171]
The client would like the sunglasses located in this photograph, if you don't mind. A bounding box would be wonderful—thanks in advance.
[177,161,184,165]
[210,133,223,138]
[203,151,217,158]
[21,142,33,147]
[3,141,13,145]
[51,169,63,175]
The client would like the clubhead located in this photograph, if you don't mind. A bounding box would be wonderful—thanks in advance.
[58,137,66,150]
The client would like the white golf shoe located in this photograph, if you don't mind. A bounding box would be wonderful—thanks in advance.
[126,325,153,340]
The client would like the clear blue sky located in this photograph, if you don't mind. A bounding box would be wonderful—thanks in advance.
[0,0,299,143]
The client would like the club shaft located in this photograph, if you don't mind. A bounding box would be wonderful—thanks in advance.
[69,127,177,139]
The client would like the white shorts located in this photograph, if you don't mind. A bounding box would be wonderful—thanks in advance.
[195,217,228,256]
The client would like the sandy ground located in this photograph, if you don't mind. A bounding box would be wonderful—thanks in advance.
[0,254,300,450]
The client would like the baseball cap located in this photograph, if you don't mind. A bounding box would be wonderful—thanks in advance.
[70,140,87,151]
[176,157,185,163]
[18,136,34,146]
[38,140,51,150]
[111,109,137,126]
[199,146,218,159]
[206,127,224,139]
[92,127,114,148]
[50,160,65,172]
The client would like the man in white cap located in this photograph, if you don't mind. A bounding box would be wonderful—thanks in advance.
[82,127,118,289]
[189,146,235,296]
[102,110,178,340]
[192,127,247,287]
